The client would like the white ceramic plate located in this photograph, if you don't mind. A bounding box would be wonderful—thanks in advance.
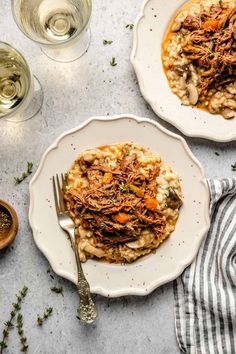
[131,0,236,142]
[29,115,210,297]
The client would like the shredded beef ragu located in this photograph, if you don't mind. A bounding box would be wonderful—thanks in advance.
[181,2,236,98]
[64,146,166,246]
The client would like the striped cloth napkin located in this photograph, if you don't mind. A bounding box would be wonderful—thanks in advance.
[174,178,236,354]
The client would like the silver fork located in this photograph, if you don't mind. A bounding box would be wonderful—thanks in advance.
[52,174,97,324]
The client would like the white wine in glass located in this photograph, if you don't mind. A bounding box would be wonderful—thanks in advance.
[0,42,43,122]
[12,0,92,62]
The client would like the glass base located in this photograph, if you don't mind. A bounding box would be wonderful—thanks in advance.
[41,28,91,63]
[6,76,43,122]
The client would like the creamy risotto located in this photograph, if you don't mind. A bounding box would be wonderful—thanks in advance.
[64,143,183,264]
[162,0,236,119]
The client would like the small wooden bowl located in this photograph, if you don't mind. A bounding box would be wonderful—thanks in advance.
[0,200,18,250]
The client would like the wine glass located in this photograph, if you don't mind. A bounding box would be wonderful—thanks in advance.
[12,0,92,63]
[0,42,43,122]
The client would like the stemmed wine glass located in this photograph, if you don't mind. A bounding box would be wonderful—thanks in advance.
[0,41,43,122]
[11,0,92,63]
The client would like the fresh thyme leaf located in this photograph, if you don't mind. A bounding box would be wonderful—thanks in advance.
[17,314,28,353]
[103,39,113,45]
[37,317,43,326]
[0,342,7,350]
[110,57,117,67]
[2,332,7,339]
[214,152,220,156]
[126,24,134,30]
[50,286,63,295]
[37,307,53,327]
[15,162,33,184]
[119,183,130,193]
[27,162,33,173]
[0,286,28,354]
[231,162,236,171]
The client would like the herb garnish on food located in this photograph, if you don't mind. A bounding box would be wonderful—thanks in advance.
[17,314,28,353]
[103,40,113,45]
[214,152,220,156]
[110,57,117,66]
[37,307,53,326]
[119,182,130,193]
[126,24,134,30]
[50,286,63,295]
[15,162,33,184]
[231,162,236,171]
[0,286,28,353]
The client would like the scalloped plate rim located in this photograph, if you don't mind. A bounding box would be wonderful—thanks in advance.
[130,0,236,142]
[29,114,210,297]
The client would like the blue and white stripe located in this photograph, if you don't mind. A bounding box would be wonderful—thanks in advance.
[174,178,236,354]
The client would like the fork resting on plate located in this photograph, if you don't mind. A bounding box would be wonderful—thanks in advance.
[53,174,97,324]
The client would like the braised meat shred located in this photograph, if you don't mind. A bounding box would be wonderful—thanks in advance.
[64,146,166,246]
[181,1,236,99]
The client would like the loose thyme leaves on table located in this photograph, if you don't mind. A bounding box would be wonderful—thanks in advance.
[232,162,236,171]
[110,57,117,66]
[214,152,220,156]
[0,286,28,354]
[17,314,28,353]
[125,24,134,30]
[103,39,113,45]
[15,162,33,185]
[50,286,63,295]
[37,307,53,326]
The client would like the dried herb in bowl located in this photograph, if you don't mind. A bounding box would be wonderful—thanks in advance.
[0,206,12,237]
[0,200,18,250]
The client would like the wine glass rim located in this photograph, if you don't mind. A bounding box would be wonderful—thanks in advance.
[0,41,32,119]
[11,0,92,48]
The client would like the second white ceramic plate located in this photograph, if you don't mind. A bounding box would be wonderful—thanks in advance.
[131,0,236,142]
[29,115,210,297]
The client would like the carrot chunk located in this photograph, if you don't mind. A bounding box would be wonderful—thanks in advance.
[145,196,158,211]
[102,172,113,184]
[203,20,219,31]
[130,185,144,198]
[114,213,130,224]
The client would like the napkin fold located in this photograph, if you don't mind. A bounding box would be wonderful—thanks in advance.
[174,178,236,354]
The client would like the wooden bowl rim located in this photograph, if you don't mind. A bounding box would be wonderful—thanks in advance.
[0,199,19,250]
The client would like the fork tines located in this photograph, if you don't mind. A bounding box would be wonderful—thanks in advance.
[52,173,66,215]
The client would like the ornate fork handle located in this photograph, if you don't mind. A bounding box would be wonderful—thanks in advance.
[77,278,97,324]
[68,228,97,324]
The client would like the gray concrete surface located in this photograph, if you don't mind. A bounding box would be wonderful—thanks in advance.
[0,1,236,353]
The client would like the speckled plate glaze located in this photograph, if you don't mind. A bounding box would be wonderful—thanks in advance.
[29,115,210,297]
[131,0,236,142]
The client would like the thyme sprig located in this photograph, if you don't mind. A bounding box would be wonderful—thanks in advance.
[15,162,33,184]
[110,57,117,66]
[103,39,113,45]
[0,286,28,354]
[126,24,134,30]
[17,314,28,353]
[50,286,63,296]
[37,307,53,326]
[231,162,236,171]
